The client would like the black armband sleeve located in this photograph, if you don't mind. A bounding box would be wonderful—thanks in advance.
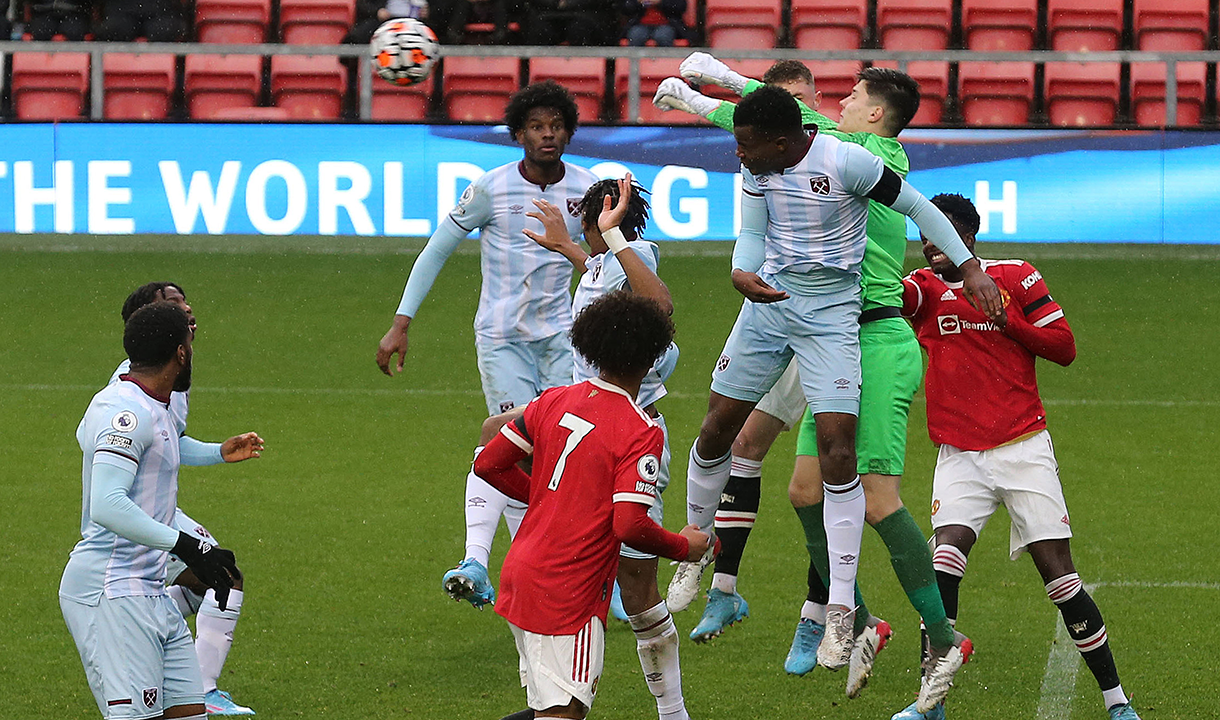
[865,166,903,207]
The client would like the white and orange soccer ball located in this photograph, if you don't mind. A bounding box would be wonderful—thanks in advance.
[370,18,439,86]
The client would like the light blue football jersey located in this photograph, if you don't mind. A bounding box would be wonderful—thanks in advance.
[570,240,678,409]
[742,131,886,279]
[61,380,180,604]
[111,359,188,435]
[451,161,600,343]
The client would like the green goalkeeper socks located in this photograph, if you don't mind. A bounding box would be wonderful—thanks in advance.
[875,507,955,648]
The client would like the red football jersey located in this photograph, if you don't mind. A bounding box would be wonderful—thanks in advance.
[903,259,1072,451]
[494,378,664,635]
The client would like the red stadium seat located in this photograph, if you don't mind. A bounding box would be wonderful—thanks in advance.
[1133,0,1209,51]
[1044,62,1121,126]
[186,55,264,119]
[270,55,348,120]
[212,106,292,120]
[805,60,864,119]
[614,58,699,124]
[279,0,356,44]
[11,52,89,121]
[876,0,952,50]
[103,53,176,120]
[196,0,271,43]
[960,0,1038,51]
[958,61,1036,126]
[529,57,607,123]
[1130,62,1207,127]
[871,61,949,125]
[704,0,781,49]
[372,75,434,121]
[1046,0,1123,52]
[443,56,519,122]
[789,0,868,50]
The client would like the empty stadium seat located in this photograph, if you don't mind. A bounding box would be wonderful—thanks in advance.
[213,106,292,120]
[876,0,952,50]
[614,58,700,124]
[103,53,176,120]
[11,52,89,120]
[1130,62,1207,126]
[960,0,1038,51]
[790,0,868,50]
[443,56,519,122]
[195,0,271,43]
[186,54,264,119]
[279,0,356,44]
[529,57,607,123]
[958,61,1036,125]
[704,0,781,49]
[270,55,348,120]
[805,60,863,119]
[1046,0,1123,52]
[372,75,435,121]
[1133,0,1209,51]
[1044,62,1121,126]
[871,61,949,125]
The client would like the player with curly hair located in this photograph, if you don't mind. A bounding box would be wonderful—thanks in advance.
[474,290,711,720]
[375,79,600,610]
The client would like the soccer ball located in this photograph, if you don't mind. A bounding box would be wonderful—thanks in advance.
[370,18,439,87]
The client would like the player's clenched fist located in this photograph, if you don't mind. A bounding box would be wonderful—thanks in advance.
[221,432,264,462]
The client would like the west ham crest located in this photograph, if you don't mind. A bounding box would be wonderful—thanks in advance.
[566,198,581,216]
[809,176,831,195]
[142,688,158,709]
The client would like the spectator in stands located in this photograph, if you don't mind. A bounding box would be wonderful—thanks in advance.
[522,0,614,45]
[432,0,512,45]
[27,0,91,41]
[0,0,11,40]
[620,0,685,47]
[345,0,428,45]
[94,0,188,41]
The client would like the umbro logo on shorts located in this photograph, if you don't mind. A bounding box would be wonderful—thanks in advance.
[834,377,850,389]
[468,496,487,508]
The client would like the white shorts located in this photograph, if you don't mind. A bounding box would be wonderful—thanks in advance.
[753,359,806,430]
[165,508,217,586]
[476,333,574,415]
[61,594,204,719]
[509,617,605,713]
[931,430,1073,560]
[621,414,671,561]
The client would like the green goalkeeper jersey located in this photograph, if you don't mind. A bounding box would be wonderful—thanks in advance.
[708,79,910,311]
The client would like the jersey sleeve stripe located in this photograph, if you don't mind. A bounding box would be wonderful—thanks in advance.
[94,446,139,467]
[1032,309,1065,327]
[613,492,656,506]
[1022,295,1053,315]
[743,189,764,198]
[450,215,475,232]
[904,277,923,315]
[499,424,533,453]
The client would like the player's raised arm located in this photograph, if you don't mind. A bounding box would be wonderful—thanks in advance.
[377,182,489,377]
[842,146,1003,320]
[598,175,674,315]
[524,198,590,272]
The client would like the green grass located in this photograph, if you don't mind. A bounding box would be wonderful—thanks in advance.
[2,237,1219,719]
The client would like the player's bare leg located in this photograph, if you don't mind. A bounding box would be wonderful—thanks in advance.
[690,409,784,641]
[534,697,587,720]
[1028,539,1137,718]
[444,409,527,609]
[668,392,757,611]
[813,412,864,670]
[163,703,208,719]
[619,557,690,720]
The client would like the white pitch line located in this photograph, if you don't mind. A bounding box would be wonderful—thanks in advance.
[1036,581,1220,720]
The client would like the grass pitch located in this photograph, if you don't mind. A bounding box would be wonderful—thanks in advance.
[2,236,1218,720]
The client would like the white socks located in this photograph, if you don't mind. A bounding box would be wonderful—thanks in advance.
[686,443,731,533]
[629,601,689,720]
[711,572,737,595]
[801,599,827,625]
[167,584,204,616]
[196,588,242,694]
[464,447,512,566]
[823,477,865,608]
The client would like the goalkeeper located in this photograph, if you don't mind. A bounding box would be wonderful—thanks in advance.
[655,54,964,711]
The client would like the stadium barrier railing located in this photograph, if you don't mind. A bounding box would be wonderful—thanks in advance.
[0,41,1216,124]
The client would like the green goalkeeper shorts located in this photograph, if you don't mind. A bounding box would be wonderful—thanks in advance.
[795,316,923,476]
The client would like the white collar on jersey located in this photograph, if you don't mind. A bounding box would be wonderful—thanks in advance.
[589,377,634,399]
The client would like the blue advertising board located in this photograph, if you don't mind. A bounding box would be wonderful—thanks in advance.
[0,123,1216,242]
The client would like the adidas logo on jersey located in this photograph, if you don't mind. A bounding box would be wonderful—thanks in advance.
[941,289,956,301]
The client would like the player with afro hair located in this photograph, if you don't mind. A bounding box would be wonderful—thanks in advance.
[571,290,674,381]
[505,79,580,137]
